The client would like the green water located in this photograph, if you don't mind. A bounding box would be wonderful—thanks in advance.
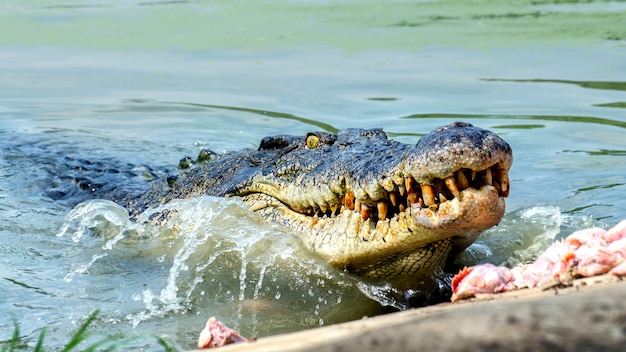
[1,0,625,350]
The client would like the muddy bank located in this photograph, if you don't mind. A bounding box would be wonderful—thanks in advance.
[199,275,626,351]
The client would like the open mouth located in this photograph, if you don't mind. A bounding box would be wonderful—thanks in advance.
[305,163,510,223]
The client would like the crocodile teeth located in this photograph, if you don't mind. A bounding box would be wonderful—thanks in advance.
[484,168,493,185]
[444,176,460,199]
[407,191,419,206]
[345,191,355,210]
[405,177,416,194]
[320,204,328,214]
[389,192,398,207]
[377,201,388,220]
[337,166,509,224]
[500,172,509,196]
[457,169,469,191]
[361,204,371,221]
[421,185,436,207]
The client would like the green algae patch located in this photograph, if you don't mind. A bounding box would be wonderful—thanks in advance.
[0,0,624,52]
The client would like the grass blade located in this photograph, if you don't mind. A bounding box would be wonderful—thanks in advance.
[33,327,47,352]
[61,310,100,352]
[9,319,20,352]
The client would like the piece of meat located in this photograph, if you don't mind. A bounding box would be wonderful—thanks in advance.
[565,227,607,247]
[451,264,512,302]
[451,221,626,302]
[609,261,626,276]
[507,264,529,290]
[521,241,576,288]
[607,237,626,276]
[198,317,251,349]
[604,220,626,242]
[575,244,618,277]
[572,226,626,277]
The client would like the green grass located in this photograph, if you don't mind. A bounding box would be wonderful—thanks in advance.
[1,311,178,352]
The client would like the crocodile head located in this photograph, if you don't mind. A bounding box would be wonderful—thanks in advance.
[225,122,512,288]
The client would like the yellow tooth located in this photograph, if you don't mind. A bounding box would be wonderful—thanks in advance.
[361,204,371,221]
[444,176,460,199]
[405,178,415,193]
[345,192,355,210]
[398,185,406,196]
[501,172,509,196]
[330,203,339,214]
[355,199,361,212]
[484,168,493,185]
[320,204,328,214]
[439,193,447,202]
[407,192,419,205]
[470,170,477,181]
[398,204,406,213]
[377,201,388,220]
[389,192,398,207]
[457,170,469,190]
[421,185,436,207]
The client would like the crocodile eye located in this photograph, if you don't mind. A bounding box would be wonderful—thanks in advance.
[306,134,320,149]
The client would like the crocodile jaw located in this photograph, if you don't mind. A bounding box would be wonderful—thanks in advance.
[242,185,504,286]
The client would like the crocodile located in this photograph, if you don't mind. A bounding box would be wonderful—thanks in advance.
[124,122,513,289]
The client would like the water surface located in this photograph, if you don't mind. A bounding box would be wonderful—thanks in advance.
[1,0,625,350]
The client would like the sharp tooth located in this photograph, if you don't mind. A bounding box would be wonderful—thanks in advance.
[470,170,477,181]
[320,204,328,214]
[398,185,406,196]
[345,192,355,210]
[399,204,406,212]
[361,204,371,221]
[457,170,469,190]
[439,193,447,202]
[501,172,510,196]
[444,176,460,199]
[485,168,493,185]
[405,178,415,193]
[421,185,436,206]
[389,192,398,207]
[377,201,388,220]
[355,199,361,212]
[407,192,419,205]
[330,203,339,214]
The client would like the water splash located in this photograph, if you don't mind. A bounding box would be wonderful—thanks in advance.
[57,200,130,282]
[57,196,375,337]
